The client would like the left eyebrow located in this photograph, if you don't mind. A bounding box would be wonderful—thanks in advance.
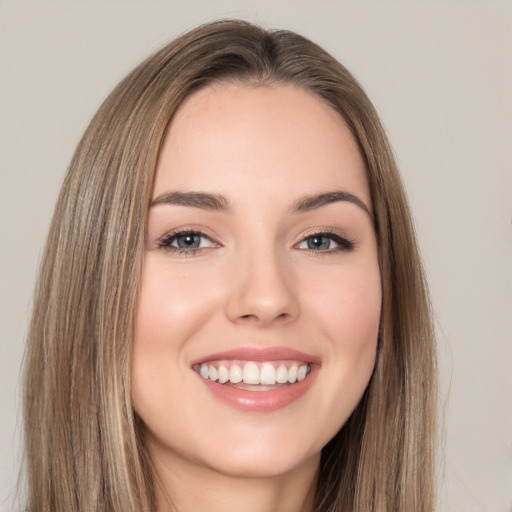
[291,191,372,218]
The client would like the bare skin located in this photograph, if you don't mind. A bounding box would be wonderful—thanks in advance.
[152,448,318,512]
[132,83,381,512]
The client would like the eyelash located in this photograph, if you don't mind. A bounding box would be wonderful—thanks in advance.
[156,229,355,255]
[157,229,217,256]
[297,230,355,254]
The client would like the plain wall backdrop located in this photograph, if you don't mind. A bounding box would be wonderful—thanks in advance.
[1,1,511,511]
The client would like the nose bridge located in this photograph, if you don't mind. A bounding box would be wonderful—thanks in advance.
[225,235,299,326]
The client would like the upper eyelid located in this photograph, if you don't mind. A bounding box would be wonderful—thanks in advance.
[294,229,355,251]
[154,226,354,248]
[158,227,217,242]
[156,230,219,255]
[160,231,211,242]
[294,228,350,242]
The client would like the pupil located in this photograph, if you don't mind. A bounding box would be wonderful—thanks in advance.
[308,236,330,250]
[178,234,200,248]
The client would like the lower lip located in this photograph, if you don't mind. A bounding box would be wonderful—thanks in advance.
[196,365,319,412]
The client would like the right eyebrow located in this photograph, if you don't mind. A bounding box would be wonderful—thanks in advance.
[151,191,233,212]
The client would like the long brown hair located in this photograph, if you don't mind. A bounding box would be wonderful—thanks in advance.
[23,19,436,512]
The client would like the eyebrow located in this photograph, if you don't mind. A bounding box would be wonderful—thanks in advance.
[151,189,371,217]
[152,191,233,211]
[291,191,372,217]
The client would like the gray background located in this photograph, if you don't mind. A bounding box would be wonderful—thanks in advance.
[1,1,511,511]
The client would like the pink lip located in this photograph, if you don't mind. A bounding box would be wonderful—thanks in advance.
[191,346,321,366]
[191,346,320,412]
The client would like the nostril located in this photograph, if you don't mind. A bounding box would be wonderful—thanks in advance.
[238,312,292,326]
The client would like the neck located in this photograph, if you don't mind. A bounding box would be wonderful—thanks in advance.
[152,451,319,512]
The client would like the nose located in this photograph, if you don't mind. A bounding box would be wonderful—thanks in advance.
[225,246,300,327]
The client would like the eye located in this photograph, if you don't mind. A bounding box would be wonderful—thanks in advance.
[296,232,354,253]
[158,230,217,253]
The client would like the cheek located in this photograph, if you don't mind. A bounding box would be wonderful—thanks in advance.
[302,261,381,421]
[304,259,382,344]
[131,258,221,410]
[131,258,226,445]
[328,268,380,376]
[134,257,222,354]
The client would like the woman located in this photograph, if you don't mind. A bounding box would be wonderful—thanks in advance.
[23,19,436,512]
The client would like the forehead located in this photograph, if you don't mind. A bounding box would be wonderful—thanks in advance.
[154,83,370,207]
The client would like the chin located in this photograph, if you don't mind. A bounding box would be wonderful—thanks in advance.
[200,448,321,480]
[185,423,325,480]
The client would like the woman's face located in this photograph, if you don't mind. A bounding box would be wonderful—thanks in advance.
[132,83,381,479]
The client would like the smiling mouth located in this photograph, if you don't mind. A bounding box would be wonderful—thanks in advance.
[193,360,312,390]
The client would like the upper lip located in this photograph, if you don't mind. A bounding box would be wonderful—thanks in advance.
[191,346,321,366]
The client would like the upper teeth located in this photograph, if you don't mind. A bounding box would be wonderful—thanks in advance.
[197,361,311,385]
